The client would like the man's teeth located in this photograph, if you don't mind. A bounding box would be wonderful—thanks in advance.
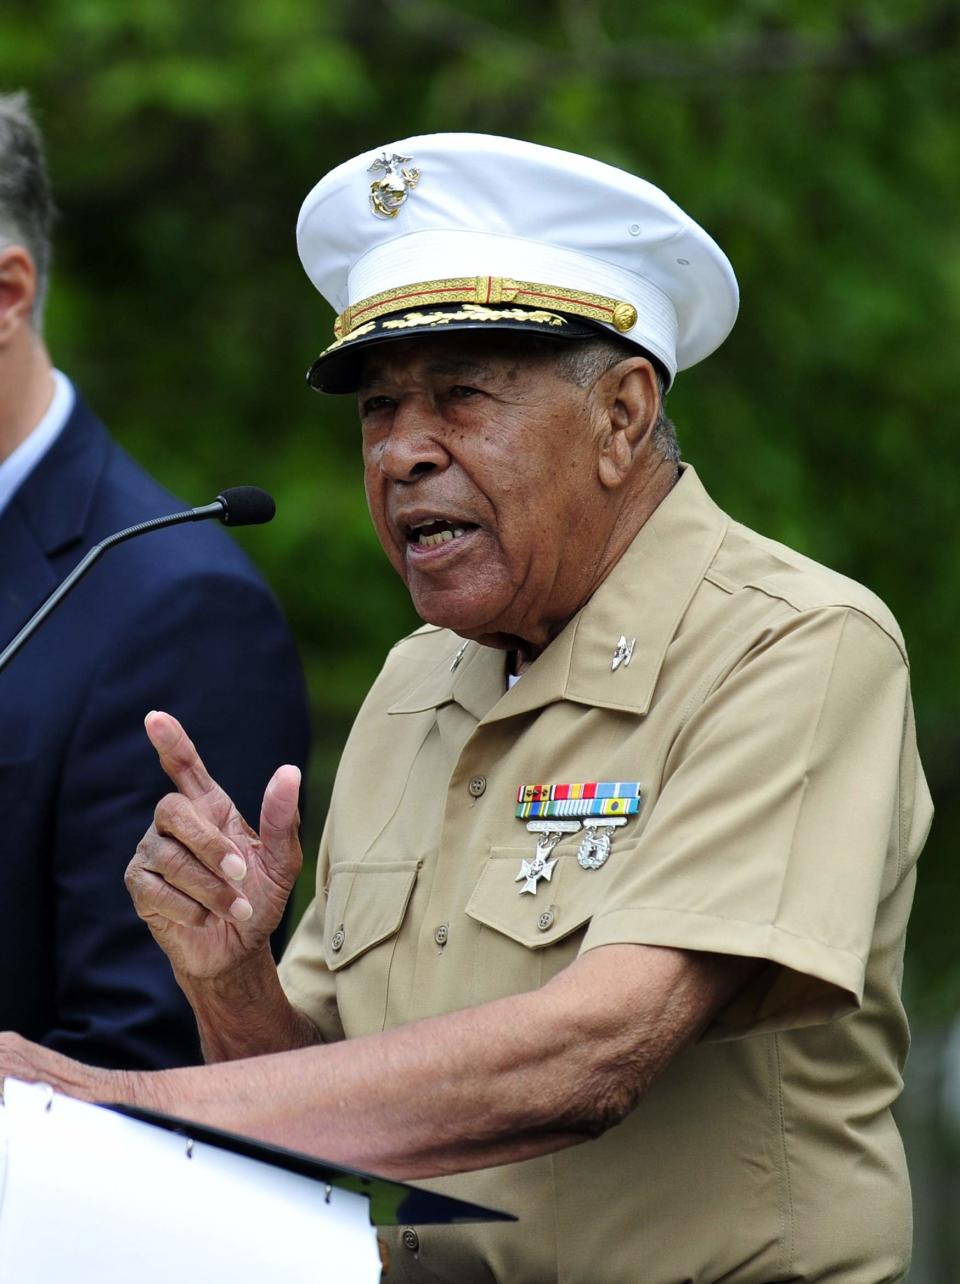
[417,526,466,547]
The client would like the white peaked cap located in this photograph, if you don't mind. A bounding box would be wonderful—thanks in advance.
[297,132,739,392]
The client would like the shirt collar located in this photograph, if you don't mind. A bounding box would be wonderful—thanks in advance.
[388,464,727,721]
[0,370,75,518]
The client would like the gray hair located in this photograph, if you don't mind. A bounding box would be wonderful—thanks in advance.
[554,334,680,464]
[0,91,54,330]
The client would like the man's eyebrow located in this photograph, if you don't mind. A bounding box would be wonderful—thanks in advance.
[356,361,393,392]
[423,356,495,379]
[357,356,497,391]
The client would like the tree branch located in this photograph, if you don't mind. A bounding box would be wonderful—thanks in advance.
[383,0,960,79]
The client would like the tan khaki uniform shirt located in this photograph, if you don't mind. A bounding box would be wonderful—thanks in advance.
[280,465,931,1284]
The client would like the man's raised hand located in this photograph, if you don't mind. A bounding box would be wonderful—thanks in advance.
[125,711,303,984]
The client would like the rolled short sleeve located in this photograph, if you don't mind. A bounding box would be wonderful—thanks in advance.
[580,607,910,1037]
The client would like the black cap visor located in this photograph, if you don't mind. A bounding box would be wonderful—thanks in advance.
[306,303,613,394]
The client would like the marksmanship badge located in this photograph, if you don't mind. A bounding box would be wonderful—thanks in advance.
[368,153,421,218]
[577,818,627,870]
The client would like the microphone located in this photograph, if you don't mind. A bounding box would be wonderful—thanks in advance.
[0,486,276,675]
[198,486,276,527]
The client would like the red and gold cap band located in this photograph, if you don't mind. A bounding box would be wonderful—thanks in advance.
[334,277,639,342]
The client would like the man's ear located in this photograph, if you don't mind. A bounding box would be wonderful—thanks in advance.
[596,358,660,490]
[0,246,37,346]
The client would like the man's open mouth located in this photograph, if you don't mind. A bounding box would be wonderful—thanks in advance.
[404,519,479,548]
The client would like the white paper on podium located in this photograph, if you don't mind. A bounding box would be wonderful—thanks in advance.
[0,1079,381,1284]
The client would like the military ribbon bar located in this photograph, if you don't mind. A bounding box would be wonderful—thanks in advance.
[515,781,642,819]
[516,781,642,803]
[516,796,641,819]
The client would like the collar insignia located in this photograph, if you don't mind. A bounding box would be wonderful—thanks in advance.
[611,635,636,671]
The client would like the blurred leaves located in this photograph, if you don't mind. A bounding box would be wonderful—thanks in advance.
[2,0,957,1008]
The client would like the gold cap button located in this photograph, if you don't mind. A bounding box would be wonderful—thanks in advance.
[612,302,638,333]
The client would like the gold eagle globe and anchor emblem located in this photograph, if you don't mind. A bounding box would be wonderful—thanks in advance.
[368,153,421,218]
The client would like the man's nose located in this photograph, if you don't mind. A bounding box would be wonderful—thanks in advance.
[377,398,449,483]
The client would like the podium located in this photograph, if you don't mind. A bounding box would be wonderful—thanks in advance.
[0,1079,514,1282]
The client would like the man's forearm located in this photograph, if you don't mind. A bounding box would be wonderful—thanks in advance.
[123,944,751,1179]
[176,950,322,1063]
[0,944,751,1180]
[135,985,594,1178]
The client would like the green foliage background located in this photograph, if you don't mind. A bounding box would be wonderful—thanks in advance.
[2,1,957,1018]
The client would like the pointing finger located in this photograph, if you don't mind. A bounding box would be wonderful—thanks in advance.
[145,711,230,809]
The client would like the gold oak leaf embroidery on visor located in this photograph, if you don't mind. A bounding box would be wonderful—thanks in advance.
[321,321,379,353]
[318,306,568,360]
[379,306,568,331]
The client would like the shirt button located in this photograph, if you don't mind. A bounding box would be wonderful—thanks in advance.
[537,908,555,932]
[434,923,449,947]
[401,1227,420,1252]
[330,928,345,952]
[468,775,487,798]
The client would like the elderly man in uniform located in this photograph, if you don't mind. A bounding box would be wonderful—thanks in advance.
[0,135,931,1283]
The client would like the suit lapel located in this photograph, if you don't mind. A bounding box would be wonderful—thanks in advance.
[0,505,59,649]
[0,393,110,646]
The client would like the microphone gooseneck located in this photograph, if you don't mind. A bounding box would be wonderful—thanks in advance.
[0,486,276,675]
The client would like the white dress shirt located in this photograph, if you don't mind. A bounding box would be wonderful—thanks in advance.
[0,369,75,517]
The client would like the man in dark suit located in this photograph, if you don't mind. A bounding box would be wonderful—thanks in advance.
[0,91,310,1070]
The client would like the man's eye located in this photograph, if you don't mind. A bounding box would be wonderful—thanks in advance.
[360,395,395,417]
[448,385,482,399]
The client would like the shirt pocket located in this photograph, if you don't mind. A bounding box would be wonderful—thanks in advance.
[465,845,610,950]
[323,859,421,971]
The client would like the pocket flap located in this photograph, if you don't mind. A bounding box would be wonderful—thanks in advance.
[465,846,609,950]
[323,860,420,970]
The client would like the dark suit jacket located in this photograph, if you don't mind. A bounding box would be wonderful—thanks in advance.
[0,391,310,1070]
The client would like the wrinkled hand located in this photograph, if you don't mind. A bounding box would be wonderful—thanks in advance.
[125,711,303,984]
[0,1032,105,1102]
